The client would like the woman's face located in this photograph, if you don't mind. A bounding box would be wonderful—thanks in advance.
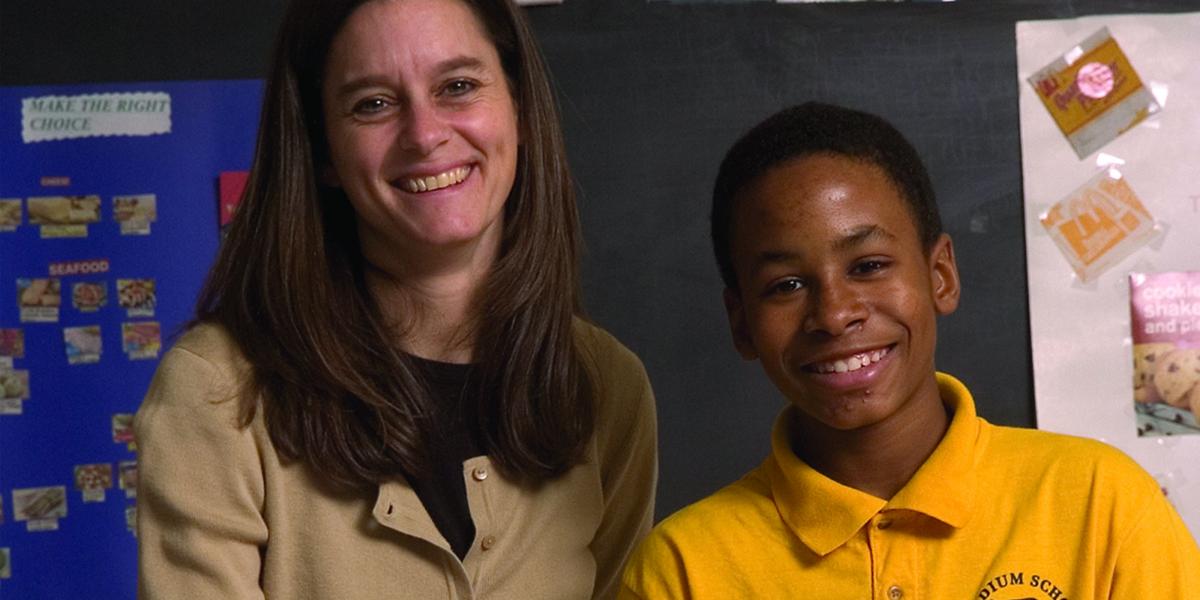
[321,0,519,266]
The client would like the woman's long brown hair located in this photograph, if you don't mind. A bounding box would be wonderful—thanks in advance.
[196,0,593,488]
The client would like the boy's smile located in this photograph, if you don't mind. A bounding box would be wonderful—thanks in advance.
[724,153,959,435]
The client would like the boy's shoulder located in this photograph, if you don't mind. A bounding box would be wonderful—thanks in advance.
[940,373,1153,496]
[985,423,1149,478]
[621,465,793,598]
[634,462,788,564]
[975,422,1165,512]
[658,466,775,534]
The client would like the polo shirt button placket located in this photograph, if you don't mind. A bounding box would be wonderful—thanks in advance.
[887,584,903,600]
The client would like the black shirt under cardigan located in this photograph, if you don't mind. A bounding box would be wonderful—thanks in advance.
[404,356,484,561]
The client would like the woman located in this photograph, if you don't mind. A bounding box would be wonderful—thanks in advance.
[134,0,658,598]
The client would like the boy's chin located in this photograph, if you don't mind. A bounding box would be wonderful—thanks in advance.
[789,392,899,433]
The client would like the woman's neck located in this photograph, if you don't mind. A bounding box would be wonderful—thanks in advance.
[361,237,499,364]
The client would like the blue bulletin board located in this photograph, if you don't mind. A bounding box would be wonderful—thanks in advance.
[0,80,262,599]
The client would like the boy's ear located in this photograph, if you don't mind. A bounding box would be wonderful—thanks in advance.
[723,287,759,360]
[928,233,961,316]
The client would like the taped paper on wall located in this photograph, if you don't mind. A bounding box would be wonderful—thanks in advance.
[21,92,171,143]
[1027,27,1159,158]
[1130,272,1200,437]
[1039,168,1157,282]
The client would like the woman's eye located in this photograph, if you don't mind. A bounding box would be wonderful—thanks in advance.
[442,79,477,97]
[351,97,390,114]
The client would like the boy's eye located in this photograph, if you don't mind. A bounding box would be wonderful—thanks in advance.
[851,260,888,275]
[767,278,805,296]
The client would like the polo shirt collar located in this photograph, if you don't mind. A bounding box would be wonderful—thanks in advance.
[889,373,980,527]
[765,372,983,557]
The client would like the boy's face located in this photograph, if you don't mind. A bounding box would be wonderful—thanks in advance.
[723,153,959,433]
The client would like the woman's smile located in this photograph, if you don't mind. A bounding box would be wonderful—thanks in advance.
[321,0,520,260]
[395,164,472,194]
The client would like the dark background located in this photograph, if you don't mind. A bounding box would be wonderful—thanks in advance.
[4,0,1198,519]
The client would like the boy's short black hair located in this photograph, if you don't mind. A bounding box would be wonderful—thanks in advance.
[711,102,943,290]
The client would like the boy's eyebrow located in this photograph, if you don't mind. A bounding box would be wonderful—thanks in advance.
[754,250,801,266]
[833,225,896,252]
[751,225,897,267]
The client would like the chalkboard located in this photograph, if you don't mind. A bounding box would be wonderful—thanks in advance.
[4,0,1197,521]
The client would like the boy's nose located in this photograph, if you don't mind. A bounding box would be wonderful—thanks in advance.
[802,281,867,336]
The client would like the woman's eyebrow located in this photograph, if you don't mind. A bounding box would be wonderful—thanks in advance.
[332,75,390,98]
[433,55,486,75]
[332,56,488,98]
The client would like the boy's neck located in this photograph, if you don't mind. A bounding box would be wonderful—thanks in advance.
[789,378,950,501]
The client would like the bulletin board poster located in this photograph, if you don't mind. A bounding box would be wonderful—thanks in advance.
[0,80,261,599]
[1018,13,1200,541]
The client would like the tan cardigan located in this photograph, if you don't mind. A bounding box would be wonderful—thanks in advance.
[135,322,657,599]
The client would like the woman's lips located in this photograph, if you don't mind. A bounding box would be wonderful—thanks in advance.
[394,165,471,193]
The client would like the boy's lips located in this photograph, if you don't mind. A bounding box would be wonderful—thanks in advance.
[804,345,894,374]
[797,344,896,390]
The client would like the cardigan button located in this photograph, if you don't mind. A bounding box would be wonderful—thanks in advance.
[480,535,496,551]
[887,585,904,600]
[472,467,489,481]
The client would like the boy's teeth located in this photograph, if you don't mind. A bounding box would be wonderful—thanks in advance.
[401,166,469,193]
[815,347,889,374]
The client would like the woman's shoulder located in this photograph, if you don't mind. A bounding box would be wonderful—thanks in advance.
[572,317,647,382]
[159,321,257,384]
[141,321,251,413]
[170,321,247,367]
[572,318,655,436]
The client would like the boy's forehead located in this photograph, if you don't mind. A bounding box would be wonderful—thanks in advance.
[730,155,917,243]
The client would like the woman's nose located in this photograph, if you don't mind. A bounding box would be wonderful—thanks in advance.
[399,99,451,156]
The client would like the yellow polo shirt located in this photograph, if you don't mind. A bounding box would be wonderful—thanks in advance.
[621,373,1200,599]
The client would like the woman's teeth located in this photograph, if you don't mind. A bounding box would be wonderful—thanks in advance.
[813,347,889,374]
[399,166,470,193]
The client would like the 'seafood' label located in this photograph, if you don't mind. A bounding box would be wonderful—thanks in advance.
[1040,169,1156,282]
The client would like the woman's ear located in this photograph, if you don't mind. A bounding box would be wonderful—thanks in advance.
[320,163,341,187]
[928,233,961,316]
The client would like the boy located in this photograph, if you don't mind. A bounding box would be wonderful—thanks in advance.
[620,103,1200,599]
